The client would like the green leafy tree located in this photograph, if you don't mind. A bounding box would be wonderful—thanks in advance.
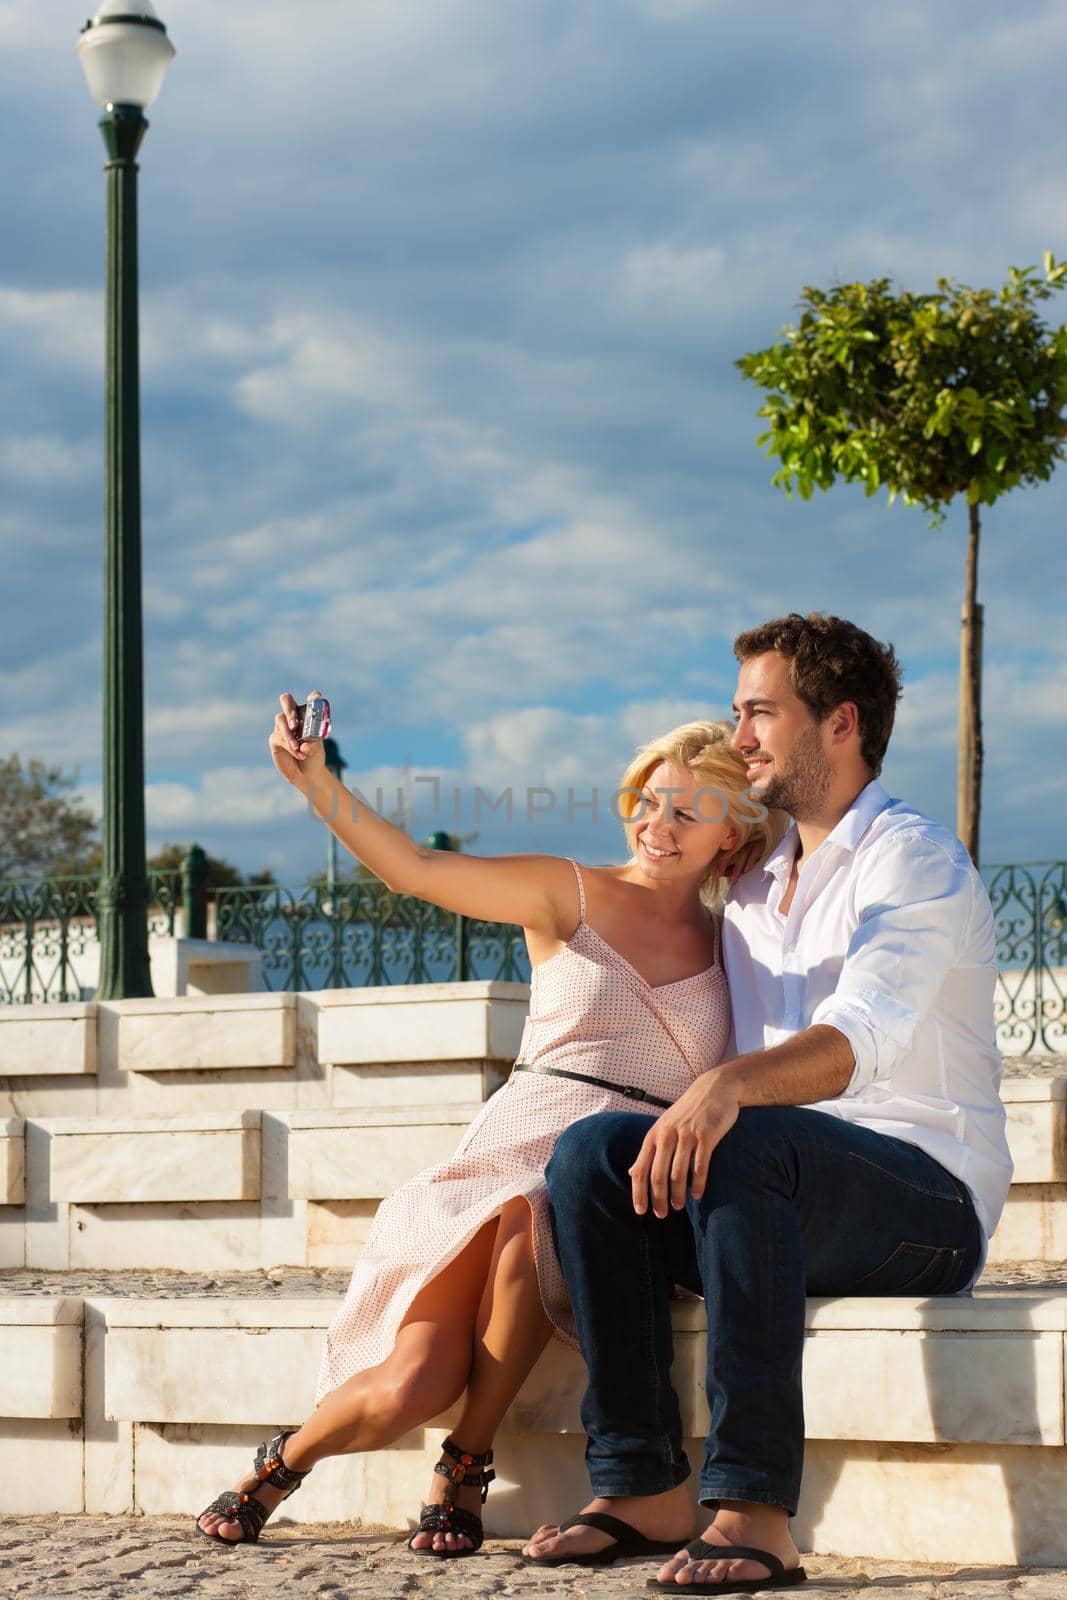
[737,254,1067,862]
[147,841,245,900]
[0,755,99,879]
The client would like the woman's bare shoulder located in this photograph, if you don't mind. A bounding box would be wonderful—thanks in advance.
[576,862,631,888]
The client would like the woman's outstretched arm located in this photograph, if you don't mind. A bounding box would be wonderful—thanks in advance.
[270,691,578,936]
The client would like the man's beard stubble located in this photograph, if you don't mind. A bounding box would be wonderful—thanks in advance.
[753,721,832,821]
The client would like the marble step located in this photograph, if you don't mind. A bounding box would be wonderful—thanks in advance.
[989,1065,1067,1263]
[3,1266,1067,1564]
[1,1053,1063,1275]
[0,984,528,1111]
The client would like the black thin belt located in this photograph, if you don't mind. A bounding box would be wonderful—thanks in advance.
[512,1062,671,1109]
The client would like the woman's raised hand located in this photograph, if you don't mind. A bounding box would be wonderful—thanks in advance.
[269,691,328,787]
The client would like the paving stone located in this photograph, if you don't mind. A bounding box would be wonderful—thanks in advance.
[4,1260,1067,1298]
[1001,1055,1067,1080]
[0,1518,1060,1600]
[0,1266,351,1298]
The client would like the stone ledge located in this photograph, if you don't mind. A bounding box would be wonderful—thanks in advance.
[116,995,296,1074]
[988,1185,1067,1265]
[317,981,529,1065]
[46,1113,262,1204]
[6,1282,1067,1556]
[0,1297,82,1417]
[0,1118,24,1205]
[287,1105,480,1199]
[1002,1077,1067,1099]
[91,1289,1067,1448]
[1002,1082,1067,1183]
[0,1003,97,1079]
[314,980,529,1007]
[0,1294,83,1323]
[110,994,295,1018]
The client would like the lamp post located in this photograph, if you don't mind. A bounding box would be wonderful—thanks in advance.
[322,736,348,901]
[76,2,175,999]
[322,736,348,988]
[426,832,469,980]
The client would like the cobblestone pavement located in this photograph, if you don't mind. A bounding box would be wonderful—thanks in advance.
[0,1518,1064,1600]
[0,1266,351,1298]
[1,1260,1064,1297]
[1000,1055,1067,1080]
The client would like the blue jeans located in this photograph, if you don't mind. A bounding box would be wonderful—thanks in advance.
[545,1105,982,1516]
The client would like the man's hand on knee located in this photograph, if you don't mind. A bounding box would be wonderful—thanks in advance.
[628,1076,741,1218]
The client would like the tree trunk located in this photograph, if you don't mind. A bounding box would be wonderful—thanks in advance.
[957,502,983,865]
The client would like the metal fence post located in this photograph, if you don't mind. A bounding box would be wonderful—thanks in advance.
[425,830,468,981]
[181,845,208,940]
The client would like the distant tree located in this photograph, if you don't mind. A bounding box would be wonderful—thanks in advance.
[0,755,99,879]
[737,254,1067,863]
[147,842,245,900]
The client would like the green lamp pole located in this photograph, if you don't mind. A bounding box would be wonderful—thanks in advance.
[323,736,348,901]
[77,3,175,999]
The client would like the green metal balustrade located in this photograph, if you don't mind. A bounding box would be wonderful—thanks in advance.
[213,880,528,991]
[0,870,181,1005]
[987,860,1067,1056]
[1,859,1064,1054]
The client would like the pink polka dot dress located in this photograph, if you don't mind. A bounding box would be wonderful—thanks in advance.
[316,861,731,1399]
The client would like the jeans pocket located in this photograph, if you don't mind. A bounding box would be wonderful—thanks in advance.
[847,1149,965,1205]
[851,1239,966,1296]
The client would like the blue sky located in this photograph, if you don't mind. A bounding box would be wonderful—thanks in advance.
[4,0,1065,882]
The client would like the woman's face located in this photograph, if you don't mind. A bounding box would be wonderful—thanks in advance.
[626,761,739,884]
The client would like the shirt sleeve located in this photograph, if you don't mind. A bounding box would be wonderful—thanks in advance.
[810,830,981,1097]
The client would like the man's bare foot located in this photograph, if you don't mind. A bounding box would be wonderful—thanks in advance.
[522,1485,694,1562]
[654,1500,801,1587]
[408,1473,486,1555]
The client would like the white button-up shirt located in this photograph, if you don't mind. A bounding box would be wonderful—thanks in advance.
[722,779,1012,1250]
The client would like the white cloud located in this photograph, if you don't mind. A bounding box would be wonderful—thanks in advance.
[234,311,416,424]
[0,432,93,489]
[0,287,101,375]
[618,243,729,310]
[147,766,300,830]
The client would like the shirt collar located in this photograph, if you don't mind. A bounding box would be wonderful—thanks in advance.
[761,778,894,881]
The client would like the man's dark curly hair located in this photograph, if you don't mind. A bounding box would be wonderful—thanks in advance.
[732,613,903,776]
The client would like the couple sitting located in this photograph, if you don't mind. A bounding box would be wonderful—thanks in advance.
[197,611,1010,1597]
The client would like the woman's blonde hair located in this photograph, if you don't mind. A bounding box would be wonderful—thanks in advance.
[617,719,786,900]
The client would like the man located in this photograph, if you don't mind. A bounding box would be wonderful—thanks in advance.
[522,613,1011,1594]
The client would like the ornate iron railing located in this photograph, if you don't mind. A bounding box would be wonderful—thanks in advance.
[987,861,1067,1055]
[0,871,180,1005]
[2,860,1065,1055]
[213,880,530,991]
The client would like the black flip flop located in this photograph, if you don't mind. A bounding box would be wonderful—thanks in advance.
[646,1538,806,1593]
[524,1510,689,1567]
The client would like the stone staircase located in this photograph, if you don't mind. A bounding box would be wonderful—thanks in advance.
[1,989,1065,1564]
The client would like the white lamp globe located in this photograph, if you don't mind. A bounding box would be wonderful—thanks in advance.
[76,2,176,111]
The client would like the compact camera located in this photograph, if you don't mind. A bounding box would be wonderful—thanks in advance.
[296,698,331,740]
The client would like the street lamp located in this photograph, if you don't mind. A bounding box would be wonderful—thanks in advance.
[76,2,175,998]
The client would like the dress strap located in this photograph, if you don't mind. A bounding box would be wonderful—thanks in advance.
[567,859,587,925]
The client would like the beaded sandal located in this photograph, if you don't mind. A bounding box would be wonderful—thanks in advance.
[196,1429,310,1545]
[407,1436,496,1558]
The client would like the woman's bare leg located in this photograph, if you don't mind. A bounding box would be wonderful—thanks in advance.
[413,1197,553,1554]
[197,1219,498,1541]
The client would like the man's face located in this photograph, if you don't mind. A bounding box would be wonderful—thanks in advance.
[731,651,832,820]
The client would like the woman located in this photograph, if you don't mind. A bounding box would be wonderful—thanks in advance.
[196,695,778,1556]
